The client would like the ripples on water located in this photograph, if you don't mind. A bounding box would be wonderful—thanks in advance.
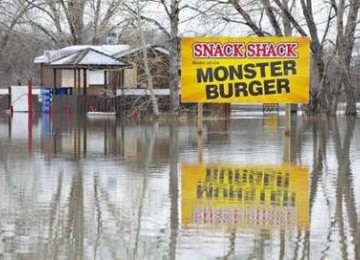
[0,113,360,259]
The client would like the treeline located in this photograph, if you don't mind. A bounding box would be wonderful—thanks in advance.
[1,0,360,115]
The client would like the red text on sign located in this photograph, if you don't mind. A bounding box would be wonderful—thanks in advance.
[193,42,245,58]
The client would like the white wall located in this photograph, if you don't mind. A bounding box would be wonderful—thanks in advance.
[11,86,28,112]
[62,70,75,87]
[88,70,105,85]
[61,69,106,87]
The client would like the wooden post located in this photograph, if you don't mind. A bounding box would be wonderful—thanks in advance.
[53,68,57,91]
[28,80,33,154]
[83,69,88,114]
[28,111,33,155]
[83,69,87,95]
[197,103,203,162]
[78,69,81,96]
[285,104,291,136]
[8,86,12,115]
[104,70,108,86]
[74,69,77,89]
[40,63,44,86]
[28,80,33,114]
[284,104,291,164]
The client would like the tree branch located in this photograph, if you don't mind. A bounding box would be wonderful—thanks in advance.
[124,3,171,39]
[273,0,308,36]
[260,0,283,36]
[229,0,265,36]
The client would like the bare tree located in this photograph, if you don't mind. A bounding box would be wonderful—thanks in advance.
[0,0,47,84]
[333,0,360,115]
[286,0,360,115]
[205,0,360,115]
[134,0,160,116]
[0,0,34,53]
[124,0,189,111]
[167,0,181,111]
[23,0,127,46]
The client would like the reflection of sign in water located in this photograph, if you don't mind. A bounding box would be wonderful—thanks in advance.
[180,37,310,103]
[264,116,279,132]
[181,165,309,230]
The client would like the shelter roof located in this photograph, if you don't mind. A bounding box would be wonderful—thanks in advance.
[115,44,169,58]
[34,44,131,64]
[48,48,129,69]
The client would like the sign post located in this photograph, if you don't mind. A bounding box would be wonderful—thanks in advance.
[28,80,33,114]
[197,103,203,162]
[284,104,292,163]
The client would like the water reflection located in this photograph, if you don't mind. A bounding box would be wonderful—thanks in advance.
[0,113,359,259]
[181,164,309,259]
[182,165,308,229]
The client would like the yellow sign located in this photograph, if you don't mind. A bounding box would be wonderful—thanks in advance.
[180,37,310,103]
[181,164,309,230]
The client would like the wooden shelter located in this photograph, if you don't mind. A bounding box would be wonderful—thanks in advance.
[47,48,129,96]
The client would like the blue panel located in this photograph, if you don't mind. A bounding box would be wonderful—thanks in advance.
[41,88,52,113]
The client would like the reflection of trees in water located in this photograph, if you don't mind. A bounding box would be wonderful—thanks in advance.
[308,117,359,259]
[307,117,334,257]
[41,121,163,255]
[308,117,329,210]
[0,120,173,259]
[169,121,179,260]
[46,165,85,259]
[65,166,84,260]
[306,117,330,260]
[333,118,359,260]
[133,122,158,259]
[223,230,236,259]
[47,171,63,258]
[294,230,309,260]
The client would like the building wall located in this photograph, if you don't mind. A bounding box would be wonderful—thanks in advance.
[0,95,9,110]
[41,65,62,87]
[62,69,75,87]
[124,65,137,88]
[87,86,115,96]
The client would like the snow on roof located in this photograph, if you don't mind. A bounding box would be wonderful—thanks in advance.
[49,48,128,67]
[115,45,170,58]
[34,44,131,64]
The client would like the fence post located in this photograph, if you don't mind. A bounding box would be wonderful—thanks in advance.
[28,80,33,113]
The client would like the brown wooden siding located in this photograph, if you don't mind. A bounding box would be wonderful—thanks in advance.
[42,66,62,88]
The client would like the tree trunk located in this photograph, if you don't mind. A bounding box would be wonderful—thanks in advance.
[169,0,180,112]
[141,47,160,116]
[300,0,329,113]
[136,0,160,116]
[340,0,359,116]
[61,0,86,44]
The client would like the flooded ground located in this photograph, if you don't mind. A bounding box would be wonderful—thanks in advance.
[0,112,360,259]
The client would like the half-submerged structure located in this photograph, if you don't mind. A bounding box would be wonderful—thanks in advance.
[34,44,171,115]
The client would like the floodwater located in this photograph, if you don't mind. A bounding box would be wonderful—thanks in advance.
[0,111,360,260]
